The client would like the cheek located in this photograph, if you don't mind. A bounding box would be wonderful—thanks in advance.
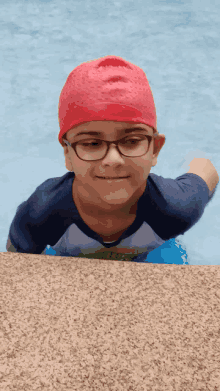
[72,156,151,180]
[72,157,94,177]
[131,158,152,177]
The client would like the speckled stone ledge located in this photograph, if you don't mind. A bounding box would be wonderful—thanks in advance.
[0,252,220,391]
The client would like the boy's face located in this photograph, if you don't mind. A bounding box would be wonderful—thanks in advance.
[63,121,165,213]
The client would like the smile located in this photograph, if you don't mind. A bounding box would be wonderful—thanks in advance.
[97,176,129,179]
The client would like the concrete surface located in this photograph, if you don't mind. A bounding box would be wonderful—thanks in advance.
[0,252,220,390]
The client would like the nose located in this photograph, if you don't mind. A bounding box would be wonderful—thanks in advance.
[102,143,124,163]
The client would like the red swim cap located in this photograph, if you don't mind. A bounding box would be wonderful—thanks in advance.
[58,55,157,145]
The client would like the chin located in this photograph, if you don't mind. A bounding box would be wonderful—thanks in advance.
[102,189,132,203]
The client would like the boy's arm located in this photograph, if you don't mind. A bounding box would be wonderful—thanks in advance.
[187,158,219,192]
[6,237,17,252]
[6,236,45,254]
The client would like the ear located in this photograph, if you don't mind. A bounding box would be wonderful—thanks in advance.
[63,144,73,172]
[152,134,166,167]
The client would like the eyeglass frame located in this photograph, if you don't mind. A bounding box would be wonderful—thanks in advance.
[62,130,160,162]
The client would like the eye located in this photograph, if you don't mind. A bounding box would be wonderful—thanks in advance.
[126,137,142,143]
[79,140,103,147]
[122,136,146,143]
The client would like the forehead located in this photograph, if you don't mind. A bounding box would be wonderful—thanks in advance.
[66,121,152,138]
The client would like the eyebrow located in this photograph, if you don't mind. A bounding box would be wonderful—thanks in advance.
[73,127,152,138]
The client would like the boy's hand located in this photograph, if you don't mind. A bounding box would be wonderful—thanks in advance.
[179,148,219,193]
[186,157,219,192]
[180,149,212,171]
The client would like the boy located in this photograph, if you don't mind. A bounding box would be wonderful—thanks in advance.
[6,55,219,263]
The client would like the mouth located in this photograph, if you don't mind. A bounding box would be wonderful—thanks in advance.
[97,176,130,180]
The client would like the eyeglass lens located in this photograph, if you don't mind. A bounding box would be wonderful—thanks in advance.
[75,135,150,161]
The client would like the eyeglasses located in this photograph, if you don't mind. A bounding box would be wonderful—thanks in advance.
[63,132,159,161]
